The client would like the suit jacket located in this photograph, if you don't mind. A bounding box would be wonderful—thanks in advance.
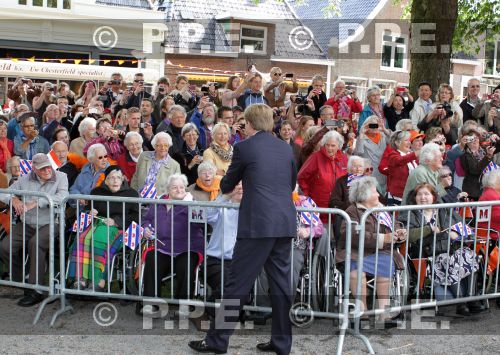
[220,131,297,238]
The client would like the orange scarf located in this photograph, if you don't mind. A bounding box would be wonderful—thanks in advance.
[196,177,221,201]
[366,132,382,145]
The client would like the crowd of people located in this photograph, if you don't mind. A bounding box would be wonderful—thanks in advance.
[1,69,500,325]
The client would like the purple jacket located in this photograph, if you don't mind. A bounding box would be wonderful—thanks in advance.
[142,198,205,256]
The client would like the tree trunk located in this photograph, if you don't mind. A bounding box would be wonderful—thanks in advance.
[409,0,458,97]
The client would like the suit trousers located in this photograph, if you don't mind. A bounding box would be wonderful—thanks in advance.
[205,237,294,355]
[0,223,52,285]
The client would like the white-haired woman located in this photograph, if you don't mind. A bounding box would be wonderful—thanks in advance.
[117,131,143,182]
[203,122,232,176]
[385,130,420,205]
[131,131,181,196]
[70,143,110,204]
[339,176,406,325]
[298,130,348,222]
[138,173,204,314]
[353,115,391,194]
[402,142,446,204]
[330,155,365,211]
[69,117,97,157]
[186,161,221,201]
[174,123,204,185]
[359,86,387,130]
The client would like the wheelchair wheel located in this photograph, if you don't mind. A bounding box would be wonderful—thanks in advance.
[311,252,338,312]
[126,244,145,296]
[390,269,409,316]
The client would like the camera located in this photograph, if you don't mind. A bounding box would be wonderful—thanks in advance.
[239,123,245,129]
[89,107,99,115]
[325,119,344,128]
[21,78,29,84]
[98,95,108,102]
[285,73,294,78]
[140,123,146,129]
[158,87,166,93]
[368,123,379,129]
[200,86,210,96]
[465,135,476,143]
[294,95,308,104]
[110,80,121,85]
[208,82,221,89]
[438,102,454,118]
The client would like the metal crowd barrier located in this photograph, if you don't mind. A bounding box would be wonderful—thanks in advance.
[0,189,56,325]
[352,200,500,354]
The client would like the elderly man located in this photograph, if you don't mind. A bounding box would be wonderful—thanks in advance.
[0,153,68,307]
[402,142,446,204]
[159,105,187,154]
[13,114,50,160]
[6,156,21,186]
[52,141,78,188]
[190,96,216,149]
[460,78,482,123]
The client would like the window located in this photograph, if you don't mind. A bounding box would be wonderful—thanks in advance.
[381,32,407,70]
[18,0,71,9]
[240,25,267,54]
[485,40,500,76]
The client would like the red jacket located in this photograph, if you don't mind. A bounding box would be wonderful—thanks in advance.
[478,187,500,233]
[386,149,418,199]
[298,147,348,222]
[378,145,394,177]
[324,96,363,119]
[116,152,137,183]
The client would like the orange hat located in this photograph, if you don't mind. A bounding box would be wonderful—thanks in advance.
[409,130,425,142]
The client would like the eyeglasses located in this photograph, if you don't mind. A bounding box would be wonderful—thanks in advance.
[155,144,169,149]
[273,73,282,76]
[440,173,452,178]
[470,85,480,88]
[23,124,35,128]
[365,167,374,173]
[97,155,108,160]
[433,141,444,145]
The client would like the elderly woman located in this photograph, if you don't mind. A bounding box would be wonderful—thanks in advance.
[430,83,463,127]
[13,115,50,160]
[69,117,97,157]
[138,174,204,312]
[67,166,139,290]
[402,142,446,204]
[173,123,204,185]
[83,118,125,161]
[116,131,143,182]
[384,130,420,205]
[330,155,365,212]
[479,169,500,232]
[70,143,110,199]
[186,161,221,201]
[298,130,348,222]
[203,122,233,177]
[0,120,14,173]
[131,132,181,197]
[359,86,387,130]
[398,183,480,315]
[339,177,406,324]
[460,131,496,200]
[383,91,414,131]
[353,115,391,194]
[439,165,468,203]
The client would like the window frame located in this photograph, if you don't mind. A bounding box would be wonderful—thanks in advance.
[239,24,267,55]
[380,31,408,72]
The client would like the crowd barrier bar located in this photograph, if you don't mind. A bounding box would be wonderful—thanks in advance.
[0,189,55,325]
[353,200,500,355]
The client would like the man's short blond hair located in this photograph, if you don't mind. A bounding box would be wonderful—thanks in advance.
[244,104,273,132]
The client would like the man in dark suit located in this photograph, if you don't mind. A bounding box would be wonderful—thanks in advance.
[189,104,297,355]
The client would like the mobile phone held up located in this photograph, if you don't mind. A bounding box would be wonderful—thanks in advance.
[285,73,294,78]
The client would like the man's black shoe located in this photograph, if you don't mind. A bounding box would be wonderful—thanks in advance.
[256,341,278,352]
[188,340,226,354]
[17,291,43,307]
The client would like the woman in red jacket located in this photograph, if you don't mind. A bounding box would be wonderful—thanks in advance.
[385,130,420,205]
[298,130,348,222]
[116,131,143,182]
[478,169,500,232]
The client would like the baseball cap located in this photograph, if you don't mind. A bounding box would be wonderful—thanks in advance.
[409,130,425,142]
[32,153,52,169]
